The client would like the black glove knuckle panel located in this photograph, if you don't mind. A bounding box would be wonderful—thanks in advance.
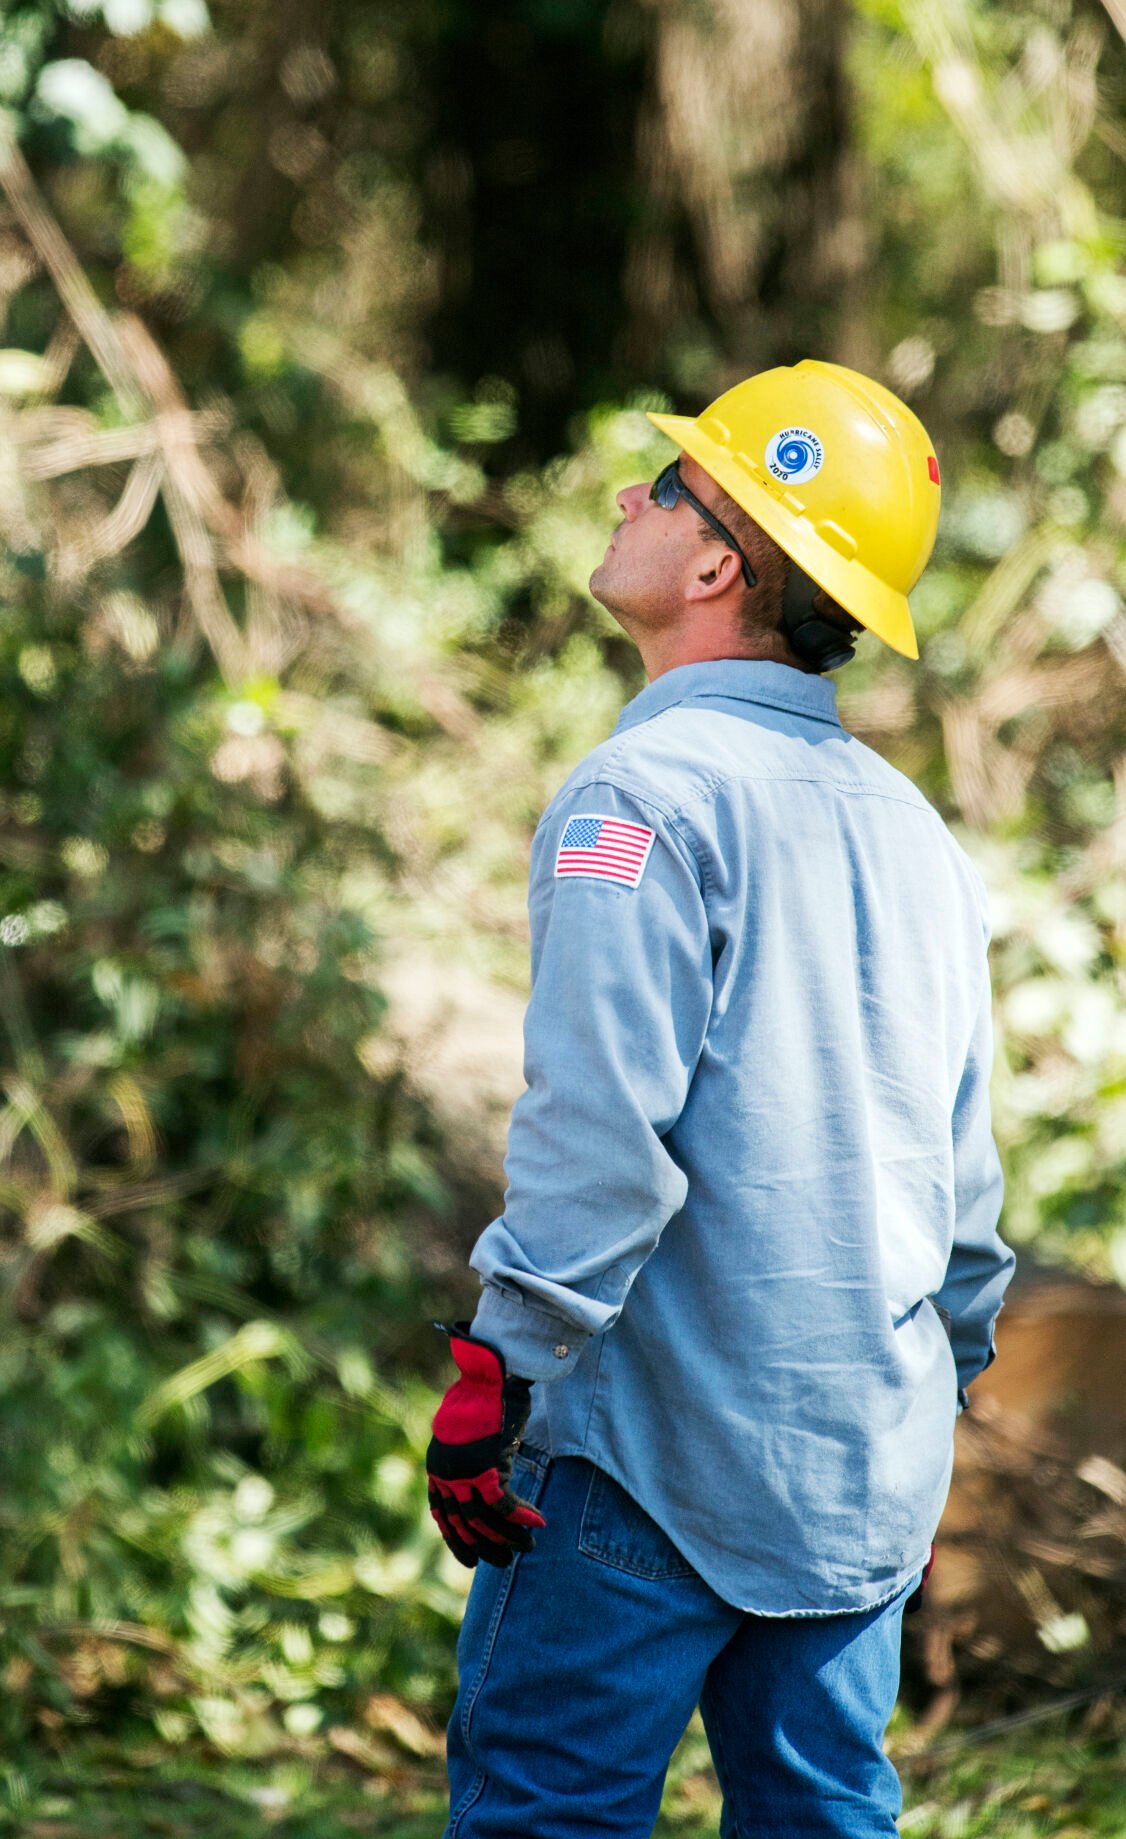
[426,1320,545,1567]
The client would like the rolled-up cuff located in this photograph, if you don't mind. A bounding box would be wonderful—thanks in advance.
[955,1315,1002,1406]
[469,1283,590,1381]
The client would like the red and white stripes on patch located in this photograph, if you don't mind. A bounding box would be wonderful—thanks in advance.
[554,813,656,889]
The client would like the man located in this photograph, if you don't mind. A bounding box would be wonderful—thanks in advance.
[425,359,1016,1839]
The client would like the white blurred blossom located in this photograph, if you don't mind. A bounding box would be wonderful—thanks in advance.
[887,336,935,394]
[1073,385,1126,449]
[1034,908,1101,975]
[18,645,56,694]
[226,700,267,737]
[1004,978,1069,1037]
[1061,984,1123,1063]
[102,0,150,33]
[1019,289,1080,333]
[947,489,1027,559]
[60,837,109,878]
[233,1476,275,1521]
[36,59,129,149]
[992,411,1035,457]
[1039,572,1119,647]
[1037,1613,1090,1654]
[28,901,66,936]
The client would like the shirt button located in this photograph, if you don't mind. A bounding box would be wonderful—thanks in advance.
[553,1344,570,1360]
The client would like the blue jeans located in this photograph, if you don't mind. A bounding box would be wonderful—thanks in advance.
[444,1445,923,1839]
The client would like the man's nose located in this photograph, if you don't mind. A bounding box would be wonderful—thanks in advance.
[616,482,652,520]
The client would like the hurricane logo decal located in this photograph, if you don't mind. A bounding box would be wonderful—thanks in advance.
[765,426,824,485]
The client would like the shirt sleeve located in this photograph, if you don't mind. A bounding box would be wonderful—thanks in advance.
[930,927,1015,1403]
[467,781,713,1381]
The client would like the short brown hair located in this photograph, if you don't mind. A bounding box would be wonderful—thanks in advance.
[695,485,864,669]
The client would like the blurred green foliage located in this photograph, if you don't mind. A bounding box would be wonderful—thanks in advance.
[0,0,1123,1792]
[0,1698,1123,1835]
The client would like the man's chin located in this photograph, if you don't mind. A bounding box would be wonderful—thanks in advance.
[590,551,625,594]
[588,562,612,605]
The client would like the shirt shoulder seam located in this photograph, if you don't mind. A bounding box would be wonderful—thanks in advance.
[579,703,692,786]
[669,772,942,825]
[572,706,936,825]
[573,757,941,829]
[552,773,708,894]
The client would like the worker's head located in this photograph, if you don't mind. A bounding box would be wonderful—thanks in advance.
[588,451,862,676]
[589,361,941,679]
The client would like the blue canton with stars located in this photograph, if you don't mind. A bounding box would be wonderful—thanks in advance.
[561,817,603,848]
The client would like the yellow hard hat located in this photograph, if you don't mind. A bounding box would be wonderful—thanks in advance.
[646,359,941,660]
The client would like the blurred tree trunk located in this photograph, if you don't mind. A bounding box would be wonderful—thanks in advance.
[623,0,867,389]
[419,0,862,455]
[418,1,651,463]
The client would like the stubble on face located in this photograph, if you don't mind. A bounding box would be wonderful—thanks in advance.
[589,472,695,641]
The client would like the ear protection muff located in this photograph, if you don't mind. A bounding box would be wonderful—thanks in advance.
[780,562,860,673]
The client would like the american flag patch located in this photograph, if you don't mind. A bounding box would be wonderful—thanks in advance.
[554,812,656,888]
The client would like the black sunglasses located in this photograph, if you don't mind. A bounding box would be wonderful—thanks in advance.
[649,460,757,590]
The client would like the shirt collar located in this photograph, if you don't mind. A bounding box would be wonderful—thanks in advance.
[611,658,842,736]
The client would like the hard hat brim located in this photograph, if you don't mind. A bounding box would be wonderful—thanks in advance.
[646,412,920,661]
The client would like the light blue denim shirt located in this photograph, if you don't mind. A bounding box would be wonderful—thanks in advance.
[467,659,1015,1616]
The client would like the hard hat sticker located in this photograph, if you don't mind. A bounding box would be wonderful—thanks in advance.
[765,426,824,485]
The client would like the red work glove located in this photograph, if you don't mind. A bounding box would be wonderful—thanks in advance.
[904,1541,935,1615]
[426,1320,547,1569]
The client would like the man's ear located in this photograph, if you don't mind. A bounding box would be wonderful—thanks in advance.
[684,545,742,603]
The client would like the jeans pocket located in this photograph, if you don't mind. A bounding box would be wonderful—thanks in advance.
[577,1463,697,1581]
[510,1442,549,1505]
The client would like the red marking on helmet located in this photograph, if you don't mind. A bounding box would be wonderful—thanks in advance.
[927,455,940,484]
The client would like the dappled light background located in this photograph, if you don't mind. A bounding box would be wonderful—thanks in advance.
[0,0,1125,1830]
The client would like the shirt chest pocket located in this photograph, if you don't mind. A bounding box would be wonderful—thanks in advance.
[578,1464,698,1581]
